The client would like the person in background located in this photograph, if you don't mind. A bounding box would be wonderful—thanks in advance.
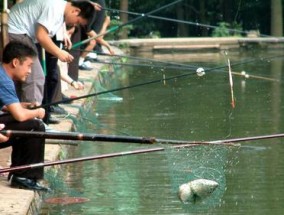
[8,0,96,122]
[0,41,48,191]
[79,0,114,70]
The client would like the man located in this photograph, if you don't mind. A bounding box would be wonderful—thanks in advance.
[0,41,48,191]
[79,0,114,70]
[8,0,96,123]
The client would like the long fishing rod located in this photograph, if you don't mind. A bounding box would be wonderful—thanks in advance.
[1,130,284,145]
[2,131,284,174]
[0,144,201,174]
[78,49,280,82]
[72,0,183,49]
[103,7,273,38]
[37,54,284,109]
[91,58,197,71]
[79,49,195,69]
[93,57,279,82]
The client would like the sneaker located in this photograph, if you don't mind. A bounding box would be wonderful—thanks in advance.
[86,52,97,59]
[10,175,51,192]
[46,115,60,124]
[43,123,60,132]
[50,105,67,115]
[79,61,93,70]
[61,94,73,104]
[85,53,98,62]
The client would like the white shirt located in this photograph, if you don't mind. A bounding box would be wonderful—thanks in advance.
[8,0,67,42]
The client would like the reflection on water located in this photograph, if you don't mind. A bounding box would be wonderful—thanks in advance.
[41,49,284,214]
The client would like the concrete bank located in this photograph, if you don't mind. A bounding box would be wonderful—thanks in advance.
[112,37,284,55]
[0,48,121,215]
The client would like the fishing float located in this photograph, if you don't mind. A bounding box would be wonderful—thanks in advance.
[227,59,236,108]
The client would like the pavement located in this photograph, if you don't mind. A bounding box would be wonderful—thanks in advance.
[0,51,117,215]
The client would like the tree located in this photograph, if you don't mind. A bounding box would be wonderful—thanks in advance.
[271,0,283,36]
[119,0,128,39]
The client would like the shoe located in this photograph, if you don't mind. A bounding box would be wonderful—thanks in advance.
[10,175,51,192]
[85,56,98,63]
[46,116,60,124]
[43,123,60,133]
[79,61,93,70]
[50,105,67,115]
[61,94,73,104]
[85,53,98,62]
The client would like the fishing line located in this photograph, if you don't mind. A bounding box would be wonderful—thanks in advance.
[78,49,196,69]
[34,53,284,109]
[76,48,280,82]
[72,0,184,49]
[103,7,274,37]
[87,58,198,71]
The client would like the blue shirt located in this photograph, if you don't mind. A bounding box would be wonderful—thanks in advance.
[0,65,19,109]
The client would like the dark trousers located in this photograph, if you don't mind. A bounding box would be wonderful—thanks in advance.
[0,114,45,180]
[69,26,81,81]
[36,40,61,123]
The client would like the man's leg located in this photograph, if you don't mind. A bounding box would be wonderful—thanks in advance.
[0,115,45,180]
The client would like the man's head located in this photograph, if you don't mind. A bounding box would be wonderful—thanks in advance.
[2,41,37,82]
[65,0,96,27]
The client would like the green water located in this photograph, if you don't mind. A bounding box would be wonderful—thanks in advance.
[41,49,284,214]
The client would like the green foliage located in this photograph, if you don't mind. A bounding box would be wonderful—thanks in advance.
[212,22,230,37]
[212,22,243,37]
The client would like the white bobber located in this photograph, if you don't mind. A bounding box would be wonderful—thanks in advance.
[196,67,205,77]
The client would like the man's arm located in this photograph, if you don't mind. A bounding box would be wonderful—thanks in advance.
[36,24,74,63]
[6,103,45,122]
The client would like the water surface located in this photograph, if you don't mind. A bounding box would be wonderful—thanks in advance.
[41,49,284,214]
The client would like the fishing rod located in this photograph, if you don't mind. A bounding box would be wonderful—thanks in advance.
[36,54,284,109]
[1,129,284,145]
[0,144,200,174]
[72,0,183,49]
[78,49,280,82]
[91,57,279,82]
[90,58,197,71]
[0,129,197,145]
[103,7,274,38]
[79,49,196,69]
[2,131,284,174]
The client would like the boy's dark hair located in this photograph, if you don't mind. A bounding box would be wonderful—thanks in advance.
[2,41,37,64]
[71,0,96,25]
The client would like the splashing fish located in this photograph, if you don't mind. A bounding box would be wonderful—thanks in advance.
[178,179,219,204]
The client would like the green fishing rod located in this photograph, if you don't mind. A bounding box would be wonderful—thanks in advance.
[72,0,184,49]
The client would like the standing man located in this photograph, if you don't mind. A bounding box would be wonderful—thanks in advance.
[8,0,96,105]
[0,41,48,191]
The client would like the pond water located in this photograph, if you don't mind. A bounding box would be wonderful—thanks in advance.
[41,48,284,214]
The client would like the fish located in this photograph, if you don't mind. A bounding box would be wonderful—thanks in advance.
[178,179,219,204]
